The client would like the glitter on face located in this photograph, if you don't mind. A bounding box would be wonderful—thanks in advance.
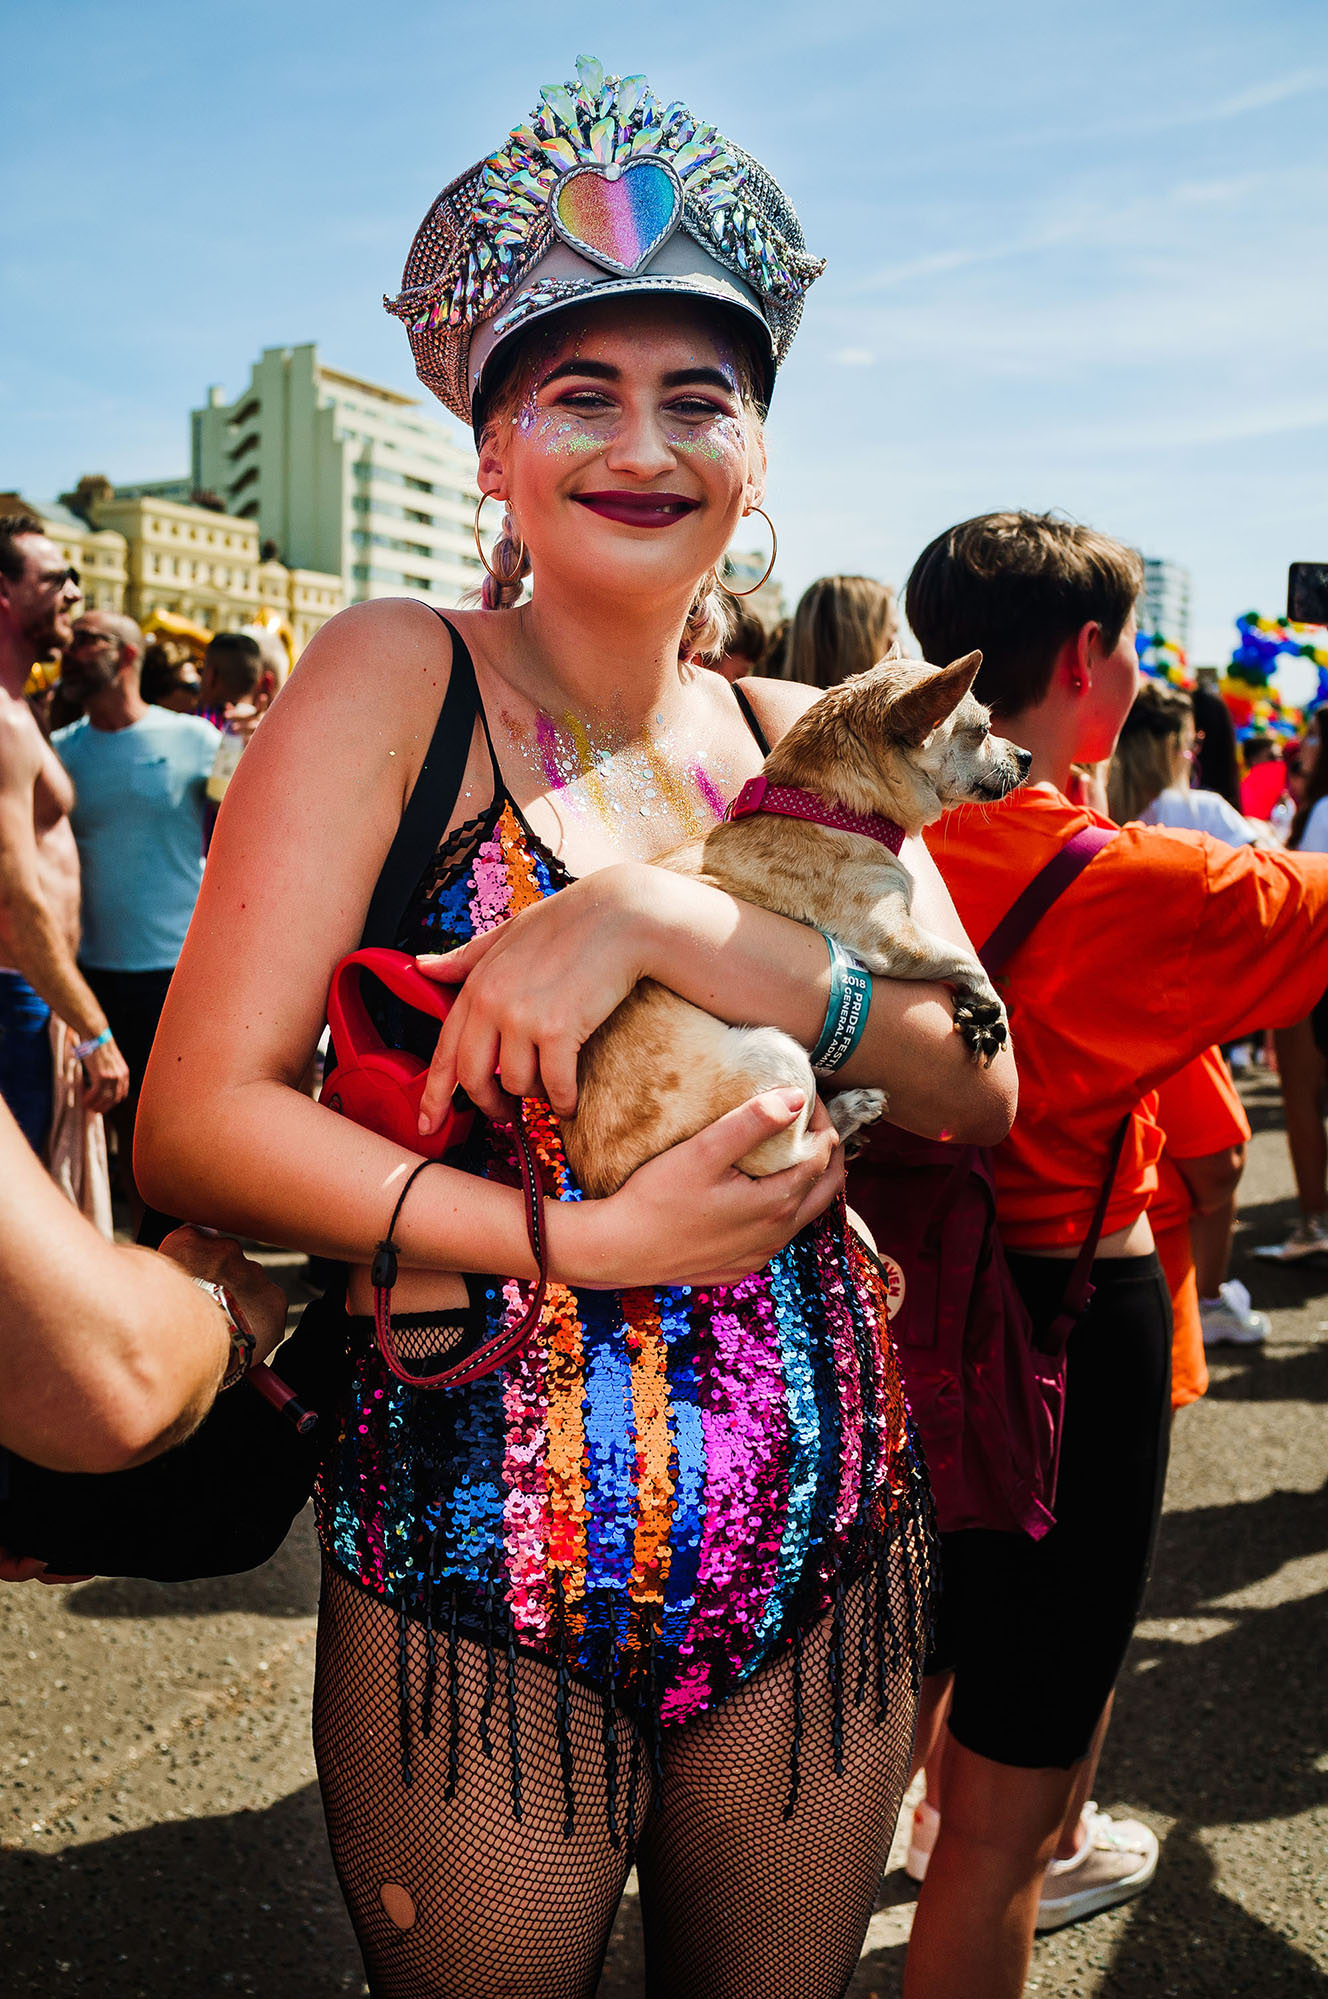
[509,324,751,478]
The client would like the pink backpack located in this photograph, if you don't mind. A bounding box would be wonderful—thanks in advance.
[848,827,1126,1539]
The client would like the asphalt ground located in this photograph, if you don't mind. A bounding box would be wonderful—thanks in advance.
[1,1068,1325,1996]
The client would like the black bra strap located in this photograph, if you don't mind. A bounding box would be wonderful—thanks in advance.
[731,681,773,756]
[360,613,481,948]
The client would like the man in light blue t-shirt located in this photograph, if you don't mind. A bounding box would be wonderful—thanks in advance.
[53,612,219,1212]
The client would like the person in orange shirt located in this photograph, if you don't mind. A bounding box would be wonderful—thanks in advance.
[899,511,1328,1999]
[1152,1048,1263,1385]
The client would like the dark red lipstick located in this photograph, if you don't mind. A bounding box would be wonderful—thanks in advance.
[573,491,700,528]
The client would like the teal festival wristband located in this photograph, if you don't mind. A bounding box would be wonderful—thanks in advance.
[810,933,872,1073]
[73,1027,113,1061]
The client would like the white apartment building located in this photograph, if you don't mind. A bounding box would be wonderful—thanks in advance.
[192,343,483,607]
[1140,557,1193,650]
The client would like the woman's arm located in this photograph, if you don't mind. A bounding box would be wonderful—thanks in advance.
[136,602,843,1296]
[418,676,1017,1146]
[423,858,1014,1142]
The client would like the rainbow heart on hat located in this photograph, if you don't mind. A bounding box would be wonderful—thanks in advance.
[551,159,683,277]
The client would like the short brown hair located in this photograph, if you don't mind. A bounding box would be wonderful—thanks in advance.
[0,514,46,584]
[774,574,898,689]
[204,630,262,702]
[905,512,1143,717]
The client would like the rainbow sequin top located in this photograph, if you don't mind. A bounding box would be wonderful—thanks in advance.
[316,721,934,1830]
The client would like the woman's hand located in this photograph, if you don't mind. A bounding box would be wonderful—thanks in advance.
[556,1089,845,1290]
[416,864,655,1128]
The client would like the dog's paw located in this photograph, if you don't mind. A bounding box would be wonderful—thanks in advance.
[952,987,1009,1066]
[826,1087,887,1152]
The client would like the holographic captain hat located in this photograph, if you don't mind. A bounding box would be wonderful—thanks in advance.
[386,54,825,430]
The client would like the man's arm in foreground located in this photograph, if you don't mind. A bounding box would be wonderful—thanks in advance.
[0,1099,286,1475]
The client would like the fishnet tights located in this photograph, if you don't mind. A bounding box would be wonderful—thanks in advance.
[313,1552,923,1999]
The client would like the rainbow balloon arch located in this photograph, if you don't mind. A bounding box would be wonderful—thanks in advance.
[1137,614,1328,741]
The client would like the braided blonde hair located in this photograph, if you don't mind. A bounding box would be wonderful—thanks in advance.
[478,507,531,610]
[681,567,735,662]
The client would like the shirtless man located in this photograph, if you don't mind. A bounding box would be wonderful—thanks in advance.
[0,516,128,1152]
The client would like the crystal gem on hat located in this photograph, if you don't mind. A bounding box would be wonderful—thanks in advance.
[390,53,822,337]
[387,54,825,423]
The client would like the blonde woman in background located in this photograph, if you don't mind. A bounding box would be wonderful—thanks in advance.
[1108,679,1260,843]
[772,574,899,690]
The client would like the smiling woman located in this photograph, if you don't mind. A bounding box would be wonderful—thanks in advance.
[135,53,1014,1999]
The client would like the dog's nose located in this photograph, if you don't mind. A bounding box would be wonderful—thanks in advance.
[1016,748,1032,775]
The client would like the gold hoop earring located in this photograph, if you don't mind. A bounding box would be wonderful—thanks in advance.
[726,507,777,596]
[474,492,524,580]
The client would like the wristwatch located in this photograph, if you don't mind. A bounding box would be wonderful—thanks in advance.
[193,1278,257,1389]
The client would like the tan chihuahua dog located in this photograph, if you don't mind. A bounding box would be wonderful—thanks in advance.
[560,649,1029,1197]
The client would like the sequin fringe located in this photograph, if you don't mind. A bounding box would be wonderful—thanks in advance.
[359,1506,936,1846]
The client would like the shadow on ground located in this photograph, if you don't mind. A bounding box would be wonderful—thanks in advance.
[1095,1827,1328,1996]
[0,1787,364,1997]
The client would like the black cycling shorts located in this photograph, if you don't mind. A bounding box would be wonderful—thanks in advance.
[926,1249,1173,1770]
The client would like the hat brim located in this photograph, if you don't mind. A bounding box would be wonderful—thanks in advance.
[468,236,776,434]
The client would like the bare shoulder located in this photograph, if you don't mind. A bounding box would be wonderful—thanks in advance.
[282,596,453,711]
[255,597,456,786]
[732,675,819,745]
[0,694,43,790]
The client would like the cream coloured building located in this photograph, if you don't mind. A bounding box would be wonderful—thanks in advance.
[88,487,341,654]
[192,343,483,607]
[11,484,342,656]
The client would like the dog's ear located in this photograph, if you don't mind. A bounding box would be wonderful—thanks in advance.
[889,651,983,745]
[882,636,905,662]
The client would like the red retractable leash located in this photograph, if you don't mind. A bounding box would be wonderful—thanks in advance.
[321,948,548,1390]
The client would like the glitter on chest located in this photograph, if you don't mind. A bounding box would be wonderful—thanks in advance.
[513,703,734,844]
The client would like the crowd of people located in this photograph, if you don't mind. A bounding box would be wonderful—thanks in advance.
[2,53,1326,1999]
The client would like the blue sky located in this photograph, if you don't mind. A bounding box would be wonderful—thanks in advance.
[3,0,1324,662]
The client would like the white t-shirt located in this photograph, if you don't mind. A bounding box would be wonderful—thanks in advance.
[1295,797,1328,855]
[1140,786,1259,847]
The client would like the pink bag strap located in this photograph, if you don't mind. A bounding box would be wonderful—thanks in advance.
[976,822,1128,1351]
[979,825,1117,977]
[1040,1113,1132,1353]
[370,1112,548,1390]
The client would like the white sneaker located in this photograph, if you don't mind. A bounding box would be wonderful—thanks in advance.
[1253,1214,1328,1262]
[1200,1279,1270,1347]
[905,1797,939,1883]
[1036,1804,1159,1931]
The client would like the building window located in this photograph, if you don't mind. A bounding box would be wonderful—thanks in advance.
[405,475,434,494]
[402,575,431,591]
